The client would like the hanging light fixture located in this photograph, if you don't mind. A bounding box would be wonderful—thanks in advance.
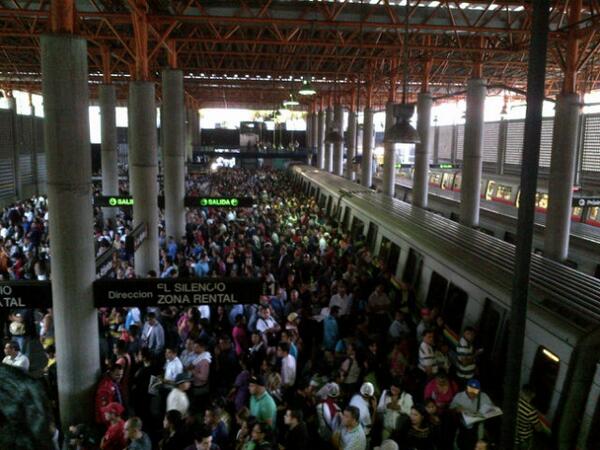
[324,127,344,144]
[384,0,421,145]
[283,93,300,107]
[299,77,317,96]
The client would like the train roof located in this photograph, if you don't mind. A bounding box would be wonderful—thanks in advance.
[293,165,600,332]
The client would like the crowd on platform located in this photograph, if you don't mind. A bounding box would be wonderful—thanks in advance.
[0,169,543,450]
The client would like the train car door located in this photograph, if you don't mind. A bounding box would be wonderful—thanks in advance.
[342,206,351,231]
[425,271,449,310]
[366,222,379,253]
[351,217,365,241]
[326,196,333,216]
[587,395,600,450]
[477,299,508,399]
[442,283,468,336]
[379,237,401,275]
[402,249,424,291]
[529,346,561,414]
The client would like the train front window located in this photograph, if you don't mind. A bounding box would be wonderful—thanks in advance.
[536,193,548,210]
[453,174,462,190]
[441,173,454,190]
[589,207,600,223]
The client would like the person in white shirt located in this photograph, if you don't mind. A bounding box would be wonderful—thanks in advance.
[163,347,184,384]
[166,372,192,416]
[349,382,376,438]
[377,379,414,440]
[2,341,29,372]
[418,329,437,377]
[277,342,296,388]
[329,281,352,316]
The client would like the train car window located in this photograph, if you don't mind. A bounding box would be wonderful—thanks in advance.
[366,223,379,253]
[536,193,549,210]
[571,206,583,221]
[504,231,516,244]
[342,207,351,231]
[442,283,468,335]
[319,193,326,209]
[351,217,365,242]
[564,259,578,269]
[441,173,454,190]
[402,248,424,290]
[588,206,600,225]
[478,227,495,237]
[426,271,448,309]
[529,346,560,414]
[497,185,512,201]
[453,174,462,191]
[485,180,496,200]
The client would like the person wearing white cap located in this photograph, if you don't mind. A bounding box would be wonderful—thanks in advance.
[316,382,342,443]
[349,382,377,440]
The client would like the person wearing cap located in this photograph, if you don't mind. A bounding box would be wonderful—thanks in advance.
[349,382,377,440]
[316,382,342,443]
[249,375,277,427]
[167,372,192,417]
[100,402,126,450]
[450,379,494,450]
[333,405,367,450]
[377,378,414,440]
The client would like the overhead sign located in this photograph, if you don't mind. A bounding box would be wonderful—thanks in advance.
[0,281,52,308]
[93,277,262,307]
[95,196,254,208]
[186,197,254,208]
[96,247,116,278]
[572,197,600,207]
[395,163,414,169]
[431,163,461,169]
[125,223,148,254]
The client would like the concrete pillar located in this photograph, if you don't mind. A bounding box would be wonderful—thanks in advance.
[317,110,325,169]
[325,106,333,172]
[497,118,507,175]
[7,97,21,199]
[545,93,581,261]
[432,122,440,164]
[413,93,433,208]
[306,112,313,164]
[185,108,193,161]
[30,104,39,195]
[460,78,487,227]
[162,69,186,241]
[361,108,374,188]
[191,108,201,156]
[99,84,119,223]
[128,82,159,275]
[382,102,396,197]
[41,33,101,426]
[333,104,344,176]
[346,110,357,180]
[311,112,319,161]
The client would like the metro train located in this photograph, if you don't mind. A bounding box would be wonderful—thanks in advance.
[292,164,600,450]
[369,170,600,276]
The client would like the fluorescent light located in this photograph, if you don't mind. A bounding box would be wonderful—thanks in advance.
[542,348,560,363]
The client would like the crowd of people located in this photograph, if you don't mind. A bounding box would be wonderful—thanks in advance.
[0,168,543,450]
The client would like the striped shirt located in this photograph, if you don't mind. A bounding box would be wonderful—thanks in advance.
[455,336,476,380]
[418,341,436,373]
[516,397,539,444]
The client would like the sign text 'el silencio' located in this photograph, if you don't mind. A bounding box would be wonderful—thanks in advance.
[93,278,261,307]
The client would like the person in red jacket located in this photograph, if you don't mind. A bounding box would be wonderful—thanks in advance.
[95,364,124,424]
[100,402,126,450]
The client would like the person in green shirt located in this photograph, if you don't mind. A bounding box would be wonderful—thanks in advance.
[249,375,277,427]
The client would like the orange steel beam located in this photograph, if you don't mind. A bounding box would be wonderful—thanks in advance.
[167,39,177,69]
[422,57,433,93]
[101,45,111,84]
[563,0,582,94]
[50,0,75,34]
[129,0,149,80]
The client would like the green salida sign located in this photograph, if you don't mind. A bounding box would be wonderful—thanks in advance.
[199,197,240,207]
[108,197,134,206]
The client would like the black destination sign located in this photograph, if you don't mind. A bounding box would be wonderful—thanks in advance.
[185,197,254,208]
[0,281,52,308]
[572,197,600,207]
[93,277,262,307]
[95,196,254,208]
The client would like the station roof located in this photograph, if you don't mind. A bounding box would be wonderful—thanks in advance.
[0,1,599,109]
